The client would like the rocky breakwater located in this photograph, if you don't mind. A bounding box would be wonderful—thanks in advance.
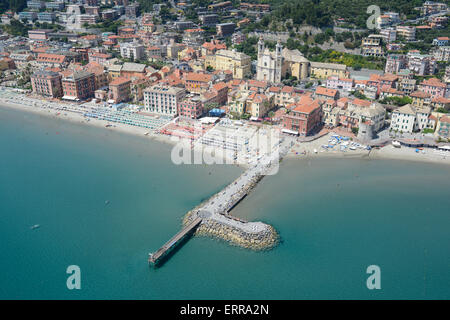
[194,215,279,250]
[182,171,279,251]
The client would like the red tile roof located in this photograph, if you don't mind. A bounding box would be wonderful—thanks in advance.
[315,86,338,97]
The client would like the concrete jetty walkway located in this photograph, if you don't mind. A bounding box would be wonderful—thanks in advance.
[149,135,294,266]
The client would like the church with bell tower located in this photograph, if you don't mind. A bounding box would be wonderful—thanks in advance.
[256,36,311,84]
[256,37,283,83]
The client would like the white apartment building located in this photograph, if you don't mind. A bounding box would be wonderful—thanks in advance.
[390,104,432,133]
[396,26,416,41]
[407,52,436,76]
[143,85,186,116]
[432,46,450,62]
[120,42,145,61]
[380,28,397,43]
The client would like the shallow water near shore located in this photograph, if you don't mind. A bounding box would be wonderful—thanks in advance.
[1,106,450,299]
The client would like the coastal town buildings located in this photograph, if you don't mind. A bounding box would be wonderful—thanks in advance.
[108,77,131,104]
[361,35,384,57]
[184,72,213,93]
[282,96,322,136]
[120,42,145,61]
[31,70,63,98]
[256,39,283,83]
[390,104,433,133]
[385,54,407,74]
[407,51,436,76]
[206,49,251,79]
[179,95,203,119]
[432,46,450,62]
[216,23,236,37]
[418,78,447,99]
[315,86,339,101]
[256,39,310,83]
[62,71,96,101]
[326,76,354,92]
[396,26,416,42]
[143,85,186,116]
[309,62,347,80]
[0,0,449,152]
[436,116,450,138]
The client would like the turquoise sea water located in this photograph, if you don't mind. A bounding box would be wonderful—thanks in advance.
[0,106,449,299]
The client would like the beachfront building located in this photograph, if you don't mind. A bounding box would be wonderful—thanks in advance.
[179,95,203,119]
[108,77,131,104]
[246,93,272,118]
[31,70,63,98]
[390,104,432,133]
[62,71,96,101]
[436,116,450,138]
[338,101,386,133]
[282,96,322,136]
[144,85,186,116]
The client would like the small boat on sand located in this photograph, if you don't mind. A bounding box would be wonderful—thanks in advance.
[392,140,401,148]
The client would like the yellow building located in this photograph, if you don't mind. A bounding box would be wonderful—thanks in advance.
[205,49,251,79]
[411,91,431,108]
[281,48,310,80]
[309,62,347,79]
[141,23,156,33]
[108,64,122,80]
[229,95,248,116]
[247,93,273,118]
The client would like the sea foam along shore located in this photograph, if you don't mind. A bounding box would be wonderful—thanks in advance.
[286,131,450,166]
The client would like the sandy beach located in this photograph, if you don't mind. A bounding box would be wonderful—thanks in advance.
[0,94,178,147]
[1,90,450,167]
[286,131,450,166]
